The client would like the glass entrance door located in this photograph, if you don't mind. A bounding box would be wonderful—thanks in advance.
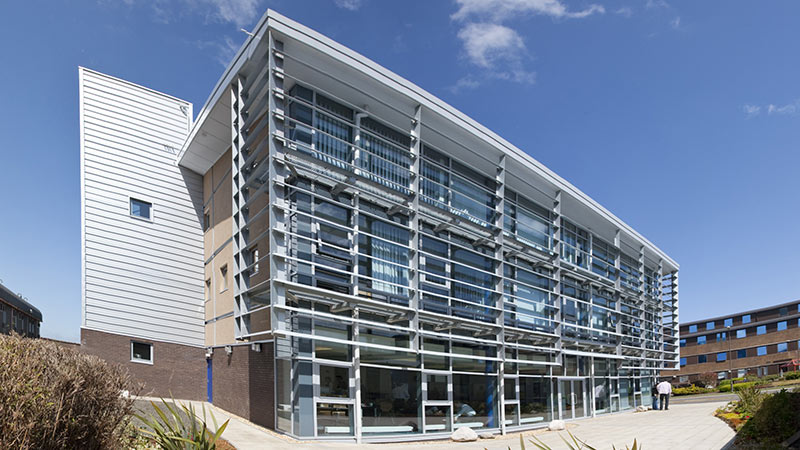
[559,379,588,420]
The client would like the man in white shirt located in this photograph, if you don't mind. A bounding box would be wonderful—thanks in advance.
[656,379,673,410]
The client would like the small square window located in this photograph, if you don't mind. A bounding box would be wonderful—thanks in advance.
[724,318,733,327]
[742,314,751,324]
[697,336,706,345]
[737,329,746,338]
[706,321,714,330]
[779,307,788,316]
[679,375,689,383]
[737,349,747,359]
[777,342,788,353]
[680,357,687,366]
[219,265,228,292]
[131,341,153,364]
[130,198,152,220]
[698,355,707,363]
[679,339,686,347]
[717,352,727,362]
[689,324,698,333]
[737,369,747,378]
[757,346,767,356]
[757,325,766,335]
[778,321,787,331]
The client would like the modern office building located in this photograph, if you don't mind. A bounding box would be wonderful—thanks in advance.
[675,300,800,384]
[0,282,42,338]
[78,9,679,441]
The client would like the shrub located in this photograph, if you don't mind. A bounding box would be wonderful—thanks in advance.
[784,371,800,381]
[673,384,713,396]
[136,398,229,450]
[698,371,718,388]
[0,333,138,449]
[737,390,800,446]
[735,385,765,416]
[719,381,757,393]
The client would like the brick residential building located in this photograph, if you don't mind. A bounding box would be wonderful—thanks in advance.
[675,300,800,384]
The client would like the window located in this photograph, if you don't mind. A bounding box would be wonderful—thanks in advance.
[724,318,733,327]
[698,355,707,363]
[131,341,152,363]
[737,349,747,359]
[737,369,747,378]
[736,329,746,338]
[779,306,788,316]
[680,357,687,366]
[219,265,228,292]
[742,314,751,324]
[717,372,727,380]
[204,279,211,301]
[777,342,788,353]
[757,346,767,356]
[716,352,727,362]
[252,248,260,275]
[697,336,706,345]
[757,325,766,335]
[320,365,349,398]
[130,198,152,220]
[679,339,686,347]
[706,321,714,330]
[203,210,210,231]
[716,332,727,342]
[778,321,787,331]
[689,324,697,333]
[679,376,689,383]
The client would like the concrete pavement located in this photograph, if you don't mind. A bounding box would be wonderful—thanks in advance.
[170,399,734,450]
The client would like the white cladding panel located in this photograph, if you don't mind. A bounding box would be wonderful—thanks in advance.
[80,68,204,347]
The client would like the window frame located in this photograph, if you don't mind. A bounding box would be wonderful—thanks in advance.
[129,197,154,222]
[131,341,153,365]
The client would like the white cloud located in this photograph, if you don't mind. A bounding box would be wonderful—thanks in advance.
[645,0,669,8]
[194,35,243,67]
[207,0,263,28]
[457,23,525,69]
[767,101,799,115]
[114,0,265,27]
[452,0,605,22]
[615,7,633,18]
[742,104,761,118]
[450,0,599,88]
[334,0,363,10]
[742,100,800,118]
[670,16,681,29]
[449,76,481,94]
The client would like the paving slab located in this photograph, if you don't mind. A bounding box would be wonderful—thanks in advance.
[157,399,735,450]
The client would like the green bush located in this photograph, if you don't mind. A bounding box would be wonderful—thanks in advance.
[136,397,229,450]
[737,390,800,446]
[719,381,758,393]
[784,371,800,381]
[673,384,714,396]
[0,333,138,449]
[735,385,765,416]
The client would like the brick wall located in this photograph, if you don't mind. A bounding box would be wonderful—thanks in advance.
[81,328,206,400]
[210,342,275,430]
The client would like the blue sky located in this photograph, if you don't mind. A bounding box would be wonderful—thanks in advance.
[1,0,799,342]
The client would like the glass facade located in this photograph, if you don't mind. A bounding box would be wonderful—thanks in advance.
[231,37,678,441]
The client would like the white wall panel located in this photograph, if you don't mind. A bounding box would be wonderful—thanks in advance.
[80,67,204,347]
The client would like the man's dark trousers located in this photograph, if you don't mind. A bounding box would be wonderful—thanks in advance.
[659,393,669,410]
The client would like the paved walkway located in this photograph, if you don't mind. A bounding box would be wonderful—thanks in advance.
[164,400,735,450]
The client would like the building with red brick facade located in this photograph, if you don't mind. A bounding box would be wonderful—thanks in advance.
[675,300,800,384]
